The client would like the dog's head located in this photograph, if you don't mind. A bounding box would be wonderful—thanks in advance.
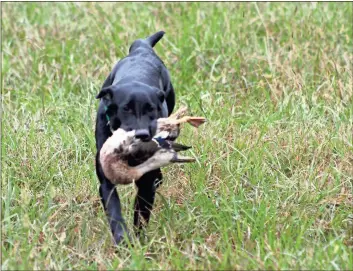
[96,82,165,141]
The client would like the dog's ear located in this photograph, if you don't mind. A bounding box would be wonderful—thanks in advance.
[156,90,165,103]
[96,87,113,100]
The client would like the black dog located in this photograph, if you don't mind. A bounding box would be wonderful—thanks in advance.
[95,31,175,244]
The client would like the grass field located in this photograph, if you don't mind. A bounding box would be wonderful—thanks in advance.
[2,2,353,270]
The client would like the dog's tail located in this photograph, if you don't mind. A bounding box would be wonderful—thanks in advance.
[129,31,165,53]
[145,31,165,47]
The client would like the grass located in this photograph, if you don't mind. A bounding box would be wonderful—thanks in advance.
[1,2,353,270]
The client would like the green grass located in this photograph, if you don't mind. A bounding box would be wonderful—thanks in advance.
[2,2,353,270]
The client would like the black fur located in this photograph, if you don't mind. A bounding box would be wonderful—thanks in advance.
[95,31,176,244]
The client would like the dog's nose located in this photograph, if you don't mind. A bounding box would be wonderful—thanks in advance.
[135,129,151,142]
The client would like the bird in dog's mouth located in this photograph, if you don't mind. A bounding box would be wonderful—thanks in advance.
[99,106,206,185]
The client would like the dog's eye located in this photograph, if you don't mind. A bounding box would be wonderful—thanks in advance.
[123,105,130,112]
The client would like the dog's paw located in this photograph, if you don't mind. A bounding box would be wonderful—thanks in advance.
[112,229,132,247]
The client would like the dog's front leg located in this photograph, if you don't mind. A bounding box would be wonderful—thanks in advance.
[96,156,129,244]
[133,169,162,234]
